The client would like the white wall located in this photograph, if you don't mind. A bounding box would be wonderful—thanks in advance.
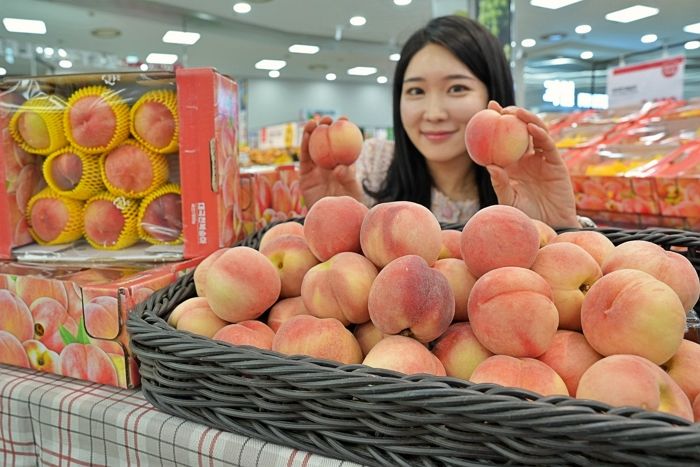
[246,78,393,130]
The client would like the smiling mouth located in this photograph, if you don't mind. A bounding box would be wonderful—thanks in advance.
[422,131,454,140]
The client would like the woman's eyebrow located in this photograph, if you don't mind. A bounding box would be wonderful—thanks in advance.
[403,74,476,83]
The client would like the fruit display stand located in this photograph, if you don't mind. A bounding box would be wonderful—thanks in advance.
[128,220,700,466]
[239,164,306,236]
[0,67,244,262]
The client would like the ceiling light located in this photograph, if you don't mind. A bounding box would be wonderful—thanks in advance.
[641,34,657,43]
[140,63,149,71]
[550,57,577,65]
[126,55,139,64]
[255,59,286,70]
[580,51,593,59]
[685,40,700,50]
[35,46,43,54]
[575,24,591,34]
[0,67,6,76]
[233,3,252,14]
[57,48,67,57]
[521,38,536,48]
[605,5,659,23]
[146,53,178,64]
[389,53,400,61]
[325,73,337,81]
[377,76,388,84]
[162,30,200,45]
[347,66,376,76]
[289,44,319,54]
[350,16,367,26]
[683,22,700,34]
[43,47,54,57]
[268,70,280,78]
[530,0,582,10]
[194,12,216,21]
[2,18,46,34]
[58,60,72,69]
[393,0,412,5]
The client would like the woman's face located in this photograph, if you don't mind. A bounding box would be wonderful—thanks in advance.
[400,43,489,165]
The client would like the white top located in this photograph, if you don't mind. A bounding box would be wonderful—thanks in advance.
[355,138,480,224]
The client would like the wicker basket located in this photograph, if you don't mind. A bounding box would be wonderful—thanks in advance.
[128,221,700,466]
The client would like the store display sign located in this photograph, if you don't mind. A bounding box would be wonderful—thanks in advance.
[606,55,685,108]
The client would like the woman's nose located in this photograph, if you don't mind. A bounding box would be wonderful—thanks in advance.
[423,97,448,121]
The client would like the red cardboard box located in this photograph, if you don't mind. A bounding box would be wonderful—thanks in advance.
[0,68,244,261]
[239,164,306,236]
[0,257,200,388]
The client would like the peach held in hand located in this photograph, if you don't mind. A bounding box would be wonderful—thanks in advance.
[467,266,558,358]
[308,119,363,169]
[368,255,454,343]
[580,269,686,365]
[577,354,693,422]
[460,205,540,278]
[465,109,529,167]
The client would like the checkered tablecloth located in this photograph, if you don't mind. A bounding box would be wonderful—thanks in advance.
[0,364,364,467]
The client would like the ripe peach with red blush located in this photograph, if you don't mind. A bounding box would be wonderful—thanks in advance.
[363,335,446,376]
[308,119,363,169]
[132,100,177,150]
[173,297,229,338]
[213,320,275,350]
[267,296,309,333]
[140,193,182,242]
[48,151,83,191]
[261,234,320,299]
[537,330,602,396]
[0,330,30,368]
[470,355,568,396]
[465,109,530,167]
[303,196,368,261]
[431,322,493,380]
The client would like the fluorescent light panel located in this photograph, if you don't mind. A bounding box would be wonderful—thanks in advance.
[325,73,337,81]
[605,5,659,23]
[146,53,178,64]
[530,0,582,10]
[347,66,376,76]
[288,44,319,54]
[641,33,657,43]
[684,22,700,34]
[2,18,46,34]
[350,16,366,26]
[162,30,200,45]
[255,59,286,70]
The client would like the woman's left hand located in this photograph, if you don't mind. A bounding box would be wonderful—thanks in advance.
[485,101,579,228]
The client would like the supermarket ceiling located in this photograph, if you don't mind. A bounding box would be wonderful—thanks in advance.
[0,0,699,83]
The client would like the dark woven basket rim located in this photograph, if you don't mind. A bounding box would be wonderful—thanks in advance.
[128,219,700,467]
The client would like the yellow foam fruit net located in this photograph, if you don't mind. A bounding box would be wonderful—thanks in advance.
[129,89,179,154]
[26,187,84,245]
[83,191,140,250]
[136,183,183,245]
[43,146,105,200]
[63,85,130,154]
[9,95,68,155]
[100,139,169,199]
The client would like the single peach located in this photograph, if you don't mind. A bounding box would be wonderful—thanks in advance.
[173,297,229,338]
[368,255,454,343]
[577,354,693,422]
[0,289,34,342]
[438,229,462,259]
[140,192,182,242]
[470,355,568,396]
[537,330,602,396]
[267,296,309,333]
[308,119,363,169]
[363,335,446,376]
[431,322,493,380]
[460,205,540,277]
[663,339,700,404]
[258,221,305,251]
[0,330,30,368]
[465,109,529,167]
[213,320,275,350]
[353,320,387,356]
[303,196,368,261]
[193,248,228,297]
[261,234,320,298]
[549,230,615,267]
[467,266,558,358]
[431,258,477,322]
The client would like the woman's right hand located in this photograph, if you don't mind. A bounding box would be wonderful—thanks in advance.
[299,116,363,207]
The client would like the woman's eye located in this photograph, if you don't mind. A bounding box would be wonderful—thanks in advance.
[405,87,424,96]
[449,84,469,93]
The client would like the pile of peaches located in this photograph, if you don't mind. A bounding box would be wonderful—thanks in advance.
[8,86,183,249]
[172,195,700,423]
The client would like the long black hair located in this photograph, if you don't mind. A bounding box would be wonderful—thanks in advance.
[366,15,515,209]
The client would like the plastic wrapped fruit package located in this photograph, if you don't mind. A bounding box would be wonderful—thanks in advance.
[63,85,130,154]
[83,192,140,250]
[9,95,68,155]
[136,183,183,245]
[25,188,84,245]
[130,89,179,154]
[43,146,105,200]
[100,139,169,198]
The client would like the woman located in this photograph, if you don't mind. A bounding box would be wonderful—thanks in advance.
[299,15,581,229]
